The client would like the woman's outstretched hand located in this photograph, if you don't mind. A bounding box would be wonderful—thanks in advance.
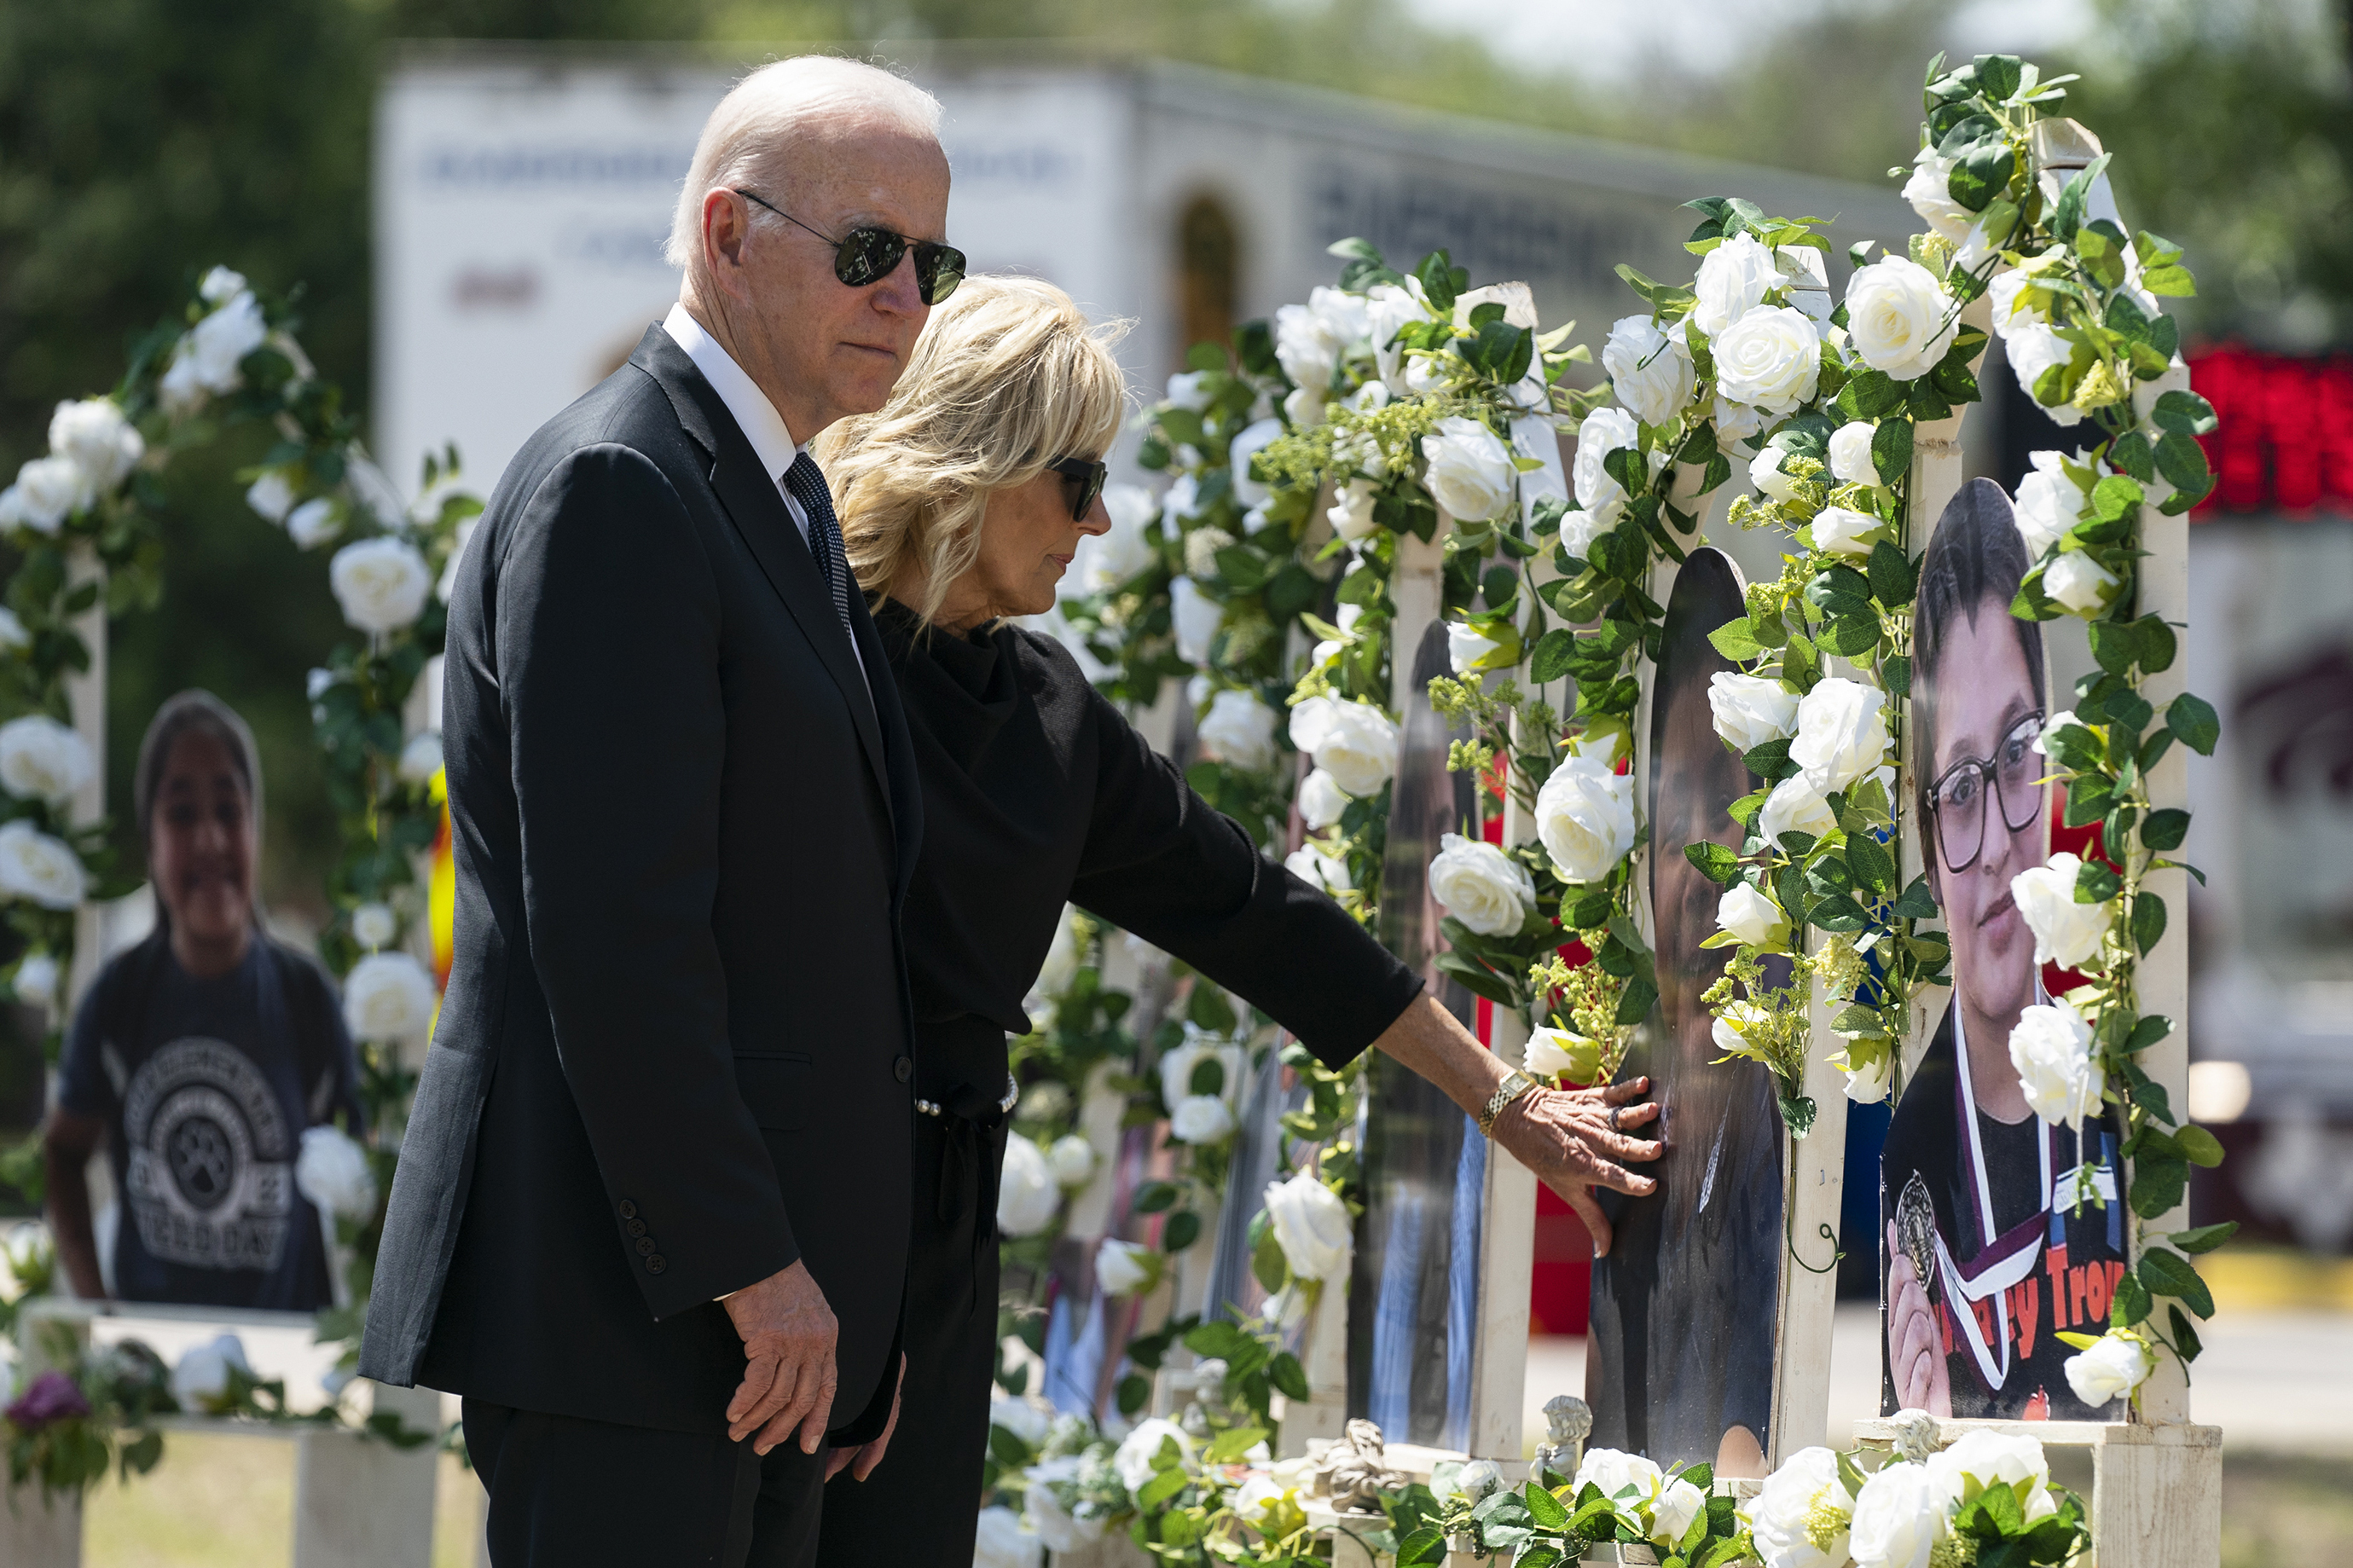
[1488,1076,1661,1258]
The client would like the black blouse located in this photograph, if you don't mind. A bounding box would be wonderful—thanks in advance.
[875,599,1423,1109]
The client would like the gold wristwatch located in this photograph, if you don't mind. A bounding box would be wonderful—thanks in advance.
[1478,1069,1541,1137]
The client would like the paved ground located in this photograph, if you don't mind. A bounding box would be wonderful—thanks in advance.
[1525,1305,2353,1455]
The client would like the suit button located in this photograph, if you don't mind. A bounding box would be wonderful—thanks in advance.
[627,1219,647,1238]
[618,1200,638,1219]
[647,1255,666,1274]
[636,1237,657,1257]
[894,1056,913,1083]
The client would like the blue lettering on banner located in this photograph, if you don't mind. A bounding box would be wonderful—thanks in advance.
[559,221,675,272]
[1310,163,1615,295]
[418,144,691,189]
[948,143,1079,188]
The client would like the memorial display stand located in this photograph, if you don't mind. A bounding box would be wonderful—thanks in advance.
[4,1301,439,1568]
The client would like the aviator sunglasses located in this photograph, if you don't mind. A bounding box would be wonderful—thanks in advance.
[733,189,965,305]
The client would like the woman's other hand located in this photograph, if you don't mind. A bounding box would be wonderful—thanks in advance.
[1489,1077,1660,1258]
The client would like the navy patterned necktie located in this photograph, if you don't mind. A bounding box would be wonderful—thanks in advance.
[781,451,861,664]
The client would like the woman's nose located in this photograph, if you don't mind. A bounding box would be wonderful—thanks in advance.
[1079,495,1112,536]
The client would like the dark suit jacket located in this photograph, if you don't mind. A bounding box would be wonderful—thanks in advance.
[359,326,922,1442]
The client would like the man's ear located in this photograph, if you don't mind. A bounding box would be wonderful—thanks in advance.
[701,188,753,302]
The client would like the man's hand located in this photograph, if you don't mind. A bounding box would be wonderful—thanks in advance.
[1884,1221,1951,1415]
[824,1353,904,1481]
[723,1259,839,1455]
[1489,1075,1661,1258]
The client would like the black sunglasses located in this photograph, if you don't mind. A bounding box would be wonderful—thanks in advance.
[1046,455,1108,521]
[733,189,965,306]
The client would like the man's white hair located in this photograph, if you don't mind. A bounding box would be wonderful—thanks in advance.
[665,56,943,274]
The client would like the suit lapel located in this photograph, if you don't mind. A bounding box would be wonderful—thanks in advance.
[629,327,895,820]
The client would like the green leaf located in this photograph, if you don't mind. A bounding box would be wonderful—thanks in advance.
[1867,541,1916,609]
[1270,1351,1310,1401]
[1395,1527,1448,1568]
[1139,1463,1191,1509]
[2176,1124,2224,1166]
[1436,950,1517,1006]
[2170,1304,2205,1364]
[2155,431,2211,494]
[1205,1425,1270,1464]
[1117,1374,1151,1415]
[2167,692,2220,755]
[2150,389,2217,436]
[2110,1267,2153,1327]
[1162,1210,1202,1252]
[2131,891,2167,955]
[1949,137,2017,212]
[1133,1180,1179,1213]
[1531,628,1578,684]
[1614,974,1659,1027]
[2138,1247,2216,1318]
[1684,842,1742,883]
[1743,738,1795,781]
[2129,1154,2188,1220]
[1882,654,1912,697]
[2170,1221,2239,1255]
[1891,876,1939,919]
[1707,618,1765,662]
[1525,1480,1570,1529]
[2074,859,2121,904]
[1870,418,1914,486]
[1842,369,1906,419]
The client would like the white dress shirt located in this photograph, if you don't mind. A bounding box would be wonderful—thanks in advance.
[661,302,866,688]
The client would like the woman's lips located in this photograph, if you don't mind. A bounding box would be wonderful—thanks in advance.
[1979,888,2020,930]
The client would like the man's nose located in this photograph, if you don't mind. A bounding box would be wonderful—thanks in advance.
[868,248,925,316]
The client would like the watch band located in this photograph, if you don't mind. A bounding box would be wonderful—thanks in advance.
[1479,1069,1541,1137]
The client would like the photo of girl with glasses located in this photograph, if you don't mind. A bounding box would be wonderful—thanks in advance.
[1878,478,2128,1421]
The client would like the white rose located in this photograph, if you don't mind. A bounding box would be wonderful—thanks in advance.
[246,470,297,524]
[1070,483,1157,594]
[1523,1026,1603,1086]
[1365,280,1434,386]
[1170,575,1221,665]
[1573,406,1641,521]
[1162,472,1204,526]
[1045,1132,1096,1189]
[1691,232,1782,338]
[996,1133,1062,1237]
[1283,385,1328,429]
[1326,478,1380,544]
[1903,147,1975,244]
[1272,288,1354,394]
[1096,1237,1158,1297]
[1263,1167,1352,1282]
[295,1124,379,1222]
[1427,831,1535,936]
[199,265,247,304]
[1164,371,1214,412]
[1708,672,1800,752]
[13,952,57,1010]
[1809,506,1881,558]
[1711,999,1771,1059]
[0,609,27,653]
[1928,1430,2058,1526]
[1559,506,1608,559]
[1023,1482,1096,1554]
[2064,1330,2153,1409]
[0,820,87,909]
[1839,1043,1894,1105]
[2033,709,2085,759]
[1181,524,1233,579]
[0,455,89,533]
[1848,1461,1945,1568]
[1113,1417,1196,1496]
[397,731,444,784]
[2011,853,2112,969]
[1171,1094,1236,1144]
[48,398,143,494]
[1297,768,1348,829]
[351,902,397,949]
[1421,416,1516,523]
[1791,678,1890,795]
[343,951,438,1042]
[1714,306,1823,415]
[1232,1472,1290,1527]
[1759,776,1837,848]
[1285,845,1352,894]
[1602,314,1697,427]
[1846,257,1959,382]
[1198,688,1278,769]
[2008,998,2102,1131]
[1829,420,1879,485]
[329,537,432,635]
[990,1395,1052,1449]
[0,715,94,806]
[1289,697,1398,800]
[171,1334,253,1415]
[1743,1445,1854,1568]
[1229,417,1285,509]
[2013,453,2084,557]
[2044,551,2119,616]
[286,497,340,550]
[1713,392,1767,442]
[1985,268,2036,340]
[2004,322,2084,426]
[1159,1032,1243,1110]
[1534,753,1637,884]
[1572,1447,1664,1504]
[973,1505,1040,1568]
[1446,619,1510,677]
[1717,882,1787,947]
[1750,446,1800,504]
[179,290,269,394]
[1651,1477,1706,1548]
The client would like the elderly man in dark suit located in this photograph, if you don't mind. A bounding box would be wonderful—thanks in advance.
[361,55,965,1567]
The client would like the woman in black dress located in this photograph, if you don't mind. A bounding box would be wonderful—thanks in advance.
[808,275,1661,1566]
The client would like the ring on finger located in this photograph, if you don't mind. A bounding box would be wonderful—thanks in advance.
[1607,1106,1620,1132]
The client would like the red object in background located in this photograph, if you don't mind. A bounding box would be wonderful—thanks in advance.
[2187,345,2353,517]
[1531,1179,1595,1334]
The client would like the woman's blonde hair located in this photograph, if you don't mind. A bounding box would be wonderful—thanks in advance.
[816,275,1131,625]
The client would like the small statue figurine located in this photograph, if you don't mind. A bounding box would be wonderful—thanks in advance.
[1531,1393,1592,1484]
[1314,1418,1405,1513]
